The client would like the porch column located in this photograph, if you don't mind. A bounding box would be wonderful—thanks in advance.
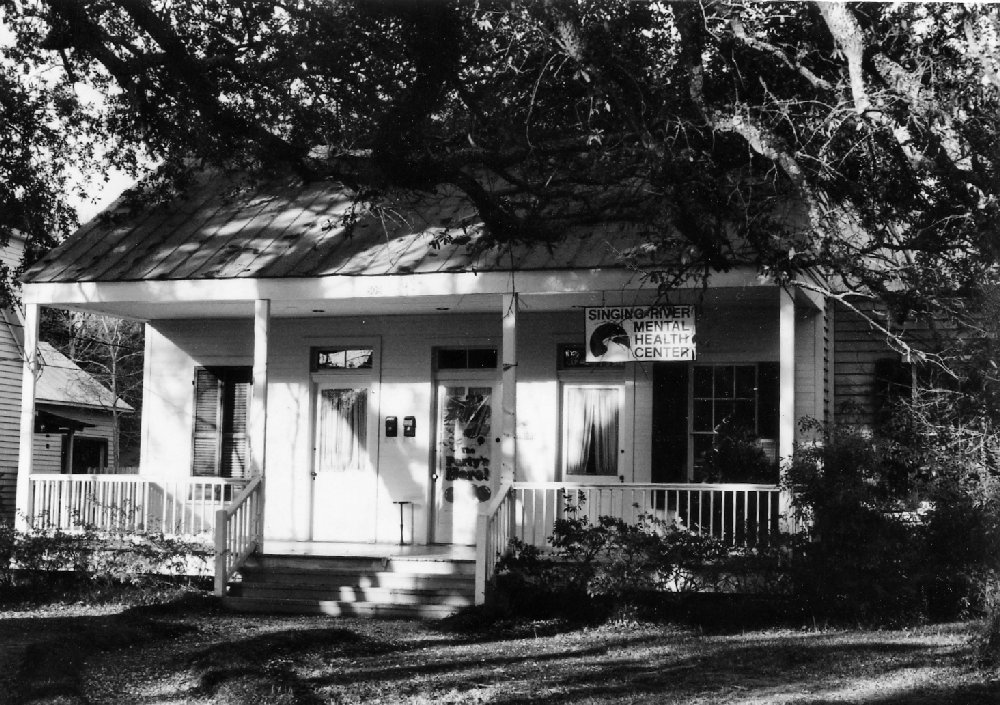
[778,288,795,530]
[500,293,518,486]
[15,303,40,530]
[779,288,795,462]
[249,299,270,477]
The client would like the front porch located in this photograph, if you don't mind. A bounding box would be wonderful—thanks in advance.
[23,473,789,611]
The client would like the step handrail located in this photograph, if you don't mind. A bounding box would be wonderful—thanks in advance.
[214,474,264,596]
[474,479,515,605]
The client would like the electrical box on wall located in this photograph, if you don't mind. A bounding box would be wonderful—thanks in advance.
[385,416,397,437]
[403,416,416,437]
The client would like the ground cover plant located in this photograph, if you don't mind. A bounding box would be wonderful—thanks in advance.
[0,595,996,705]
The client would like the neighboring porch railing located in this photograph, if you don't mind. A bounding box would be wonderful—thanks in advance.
[26,474,248,536]
[214,475,264,596]
[475,481,788,604]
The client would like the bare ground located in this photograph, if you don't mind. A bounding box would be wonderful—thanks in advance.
[1,593,997,704]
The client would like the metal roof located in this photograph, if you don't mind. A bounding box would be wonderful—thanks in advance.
[23,171,671,285]
[36,342,134,412]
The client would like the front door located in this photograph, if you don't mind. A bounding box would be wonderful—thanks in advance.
[433,383,495,545]
[311,383,378,542]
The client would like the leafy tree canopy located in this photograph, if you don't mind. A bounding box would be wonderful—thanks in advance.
[2,1,998,328]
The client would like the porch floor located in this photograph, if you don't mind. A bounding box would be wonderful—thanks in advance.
[261,540,475,562]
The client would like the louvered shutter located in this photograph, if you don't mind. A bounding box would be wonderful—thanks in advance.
[220,371,252,478]
[192,368,222,476]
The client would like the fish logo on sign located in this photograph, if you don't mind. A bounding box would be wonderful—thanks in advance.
[588,322,632,362]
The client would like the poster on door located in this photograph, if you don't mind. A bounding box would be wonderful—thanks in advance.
[435,386,492,544]
[585,305,696,362]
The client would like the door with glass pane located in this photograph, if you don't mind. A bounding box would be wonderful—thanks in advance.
[433,384,495,545]
[562,383,629,483]
[312,384,378,542]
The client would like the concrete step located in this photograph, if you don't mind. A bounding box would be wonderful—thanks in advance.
[246,554,476,576]
[221,596,463,619]
[230,582,474,606]
[238,568,473,591]
[224,551,476,617]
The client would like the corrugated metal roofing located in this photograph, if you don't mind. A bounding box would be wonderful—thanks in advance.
[23,171,670,284]
[36,343,134,412]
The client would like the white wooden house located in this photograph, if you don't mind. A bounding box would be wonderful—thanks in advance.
[14,172,907,614]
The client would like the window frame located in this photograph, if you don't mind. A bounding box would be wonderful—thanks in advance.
[687,362,778,479]
[308,337,381,477]
[191,365,253,479]
[558,341,632,482]
[561,382,626,479]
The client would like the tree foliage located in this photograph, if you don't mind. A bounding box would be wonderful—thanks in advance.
[2,1,999,325]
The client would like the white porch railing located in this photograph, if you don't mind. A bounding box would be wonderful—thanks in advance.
[475,481,788,604]
[512,482,786,550]
[475,480,515,604]
[214,475,264,596]
[27,474,248,536]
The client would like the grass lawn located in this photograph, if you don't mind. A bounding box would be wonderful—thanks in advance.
[1,592,997,704]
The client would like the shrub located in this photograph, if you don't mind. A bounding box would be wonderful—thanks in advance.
[786,420,1000,625]
[0,518,211,604]
[494,495,787,621]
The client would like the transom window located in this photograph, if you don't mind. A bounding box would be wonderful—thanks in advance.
[558,344,624,370]
[436,347,498,370]
[312,347,373,371]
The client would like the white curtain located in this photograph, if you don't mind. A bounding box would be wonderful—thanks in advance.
[565,386,619,475]
[318,388,368,472]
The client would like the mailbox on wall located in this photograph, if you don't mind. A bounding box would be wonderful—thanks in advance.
[403,416,416,437]
[385,416,398,437]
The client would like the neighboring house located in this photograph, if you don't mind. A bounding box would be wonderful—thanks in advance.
[33,341,135,475]
[0,239,134,523]
[13,171,909,611]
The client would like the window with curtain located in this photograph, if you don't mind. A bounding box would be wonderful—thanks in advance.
[192,366,252,478]
[317,387,369,473]
[564,385,621,476]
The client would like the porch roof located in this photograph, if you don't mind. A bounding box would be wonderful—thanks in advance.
[23,171,692,286]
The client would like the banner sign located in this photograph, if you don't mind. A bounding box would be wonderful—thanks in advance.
[585,305,696,362]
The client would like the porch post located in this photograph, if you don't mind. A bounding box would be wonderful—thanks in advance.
[249,299,270,477]
[778,287,795,531]
[500,293,518,486]
[15,303,40,530]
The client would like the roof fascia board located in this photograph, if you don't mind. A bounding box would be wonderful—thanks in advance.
[22,267,768,307]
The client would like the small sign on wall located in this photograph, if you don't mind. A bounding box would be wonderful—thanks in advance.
[585,305,696,362]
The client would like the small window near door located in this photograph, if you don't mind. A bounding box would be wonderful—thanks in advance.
[316,388,369,472]
[563,384,621,476]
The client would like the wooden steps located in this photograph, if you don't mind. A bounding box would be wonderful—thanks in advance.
[222,552,475,619]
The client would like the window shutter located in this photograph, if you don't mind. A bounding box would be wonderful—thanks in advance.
[192,368,222,476]
[221,372,251,478]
